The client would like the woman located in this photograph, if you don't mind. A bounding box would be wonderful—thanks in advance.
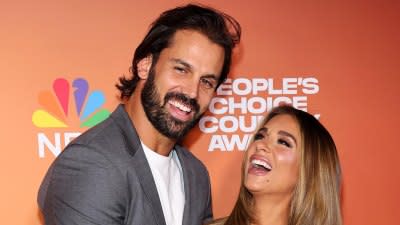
[209,105,342,225]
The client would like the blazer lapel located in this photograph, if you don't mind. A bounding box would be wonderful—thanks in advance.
[112,104,166,225]
[132,149,166,225]
[175,146,194,225]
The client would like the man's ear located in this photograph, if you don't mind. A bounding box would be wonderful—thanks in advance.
[137,55,153,79]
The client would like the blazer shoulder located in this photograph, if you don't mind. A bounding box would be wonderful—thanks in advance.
[65,104,141,159]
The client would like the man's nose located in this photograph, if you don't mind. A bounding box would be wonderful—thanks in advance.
[183,78,200,99]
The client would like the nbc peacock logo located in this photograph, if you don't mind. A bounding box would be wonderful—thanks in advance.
[33,77,111,158]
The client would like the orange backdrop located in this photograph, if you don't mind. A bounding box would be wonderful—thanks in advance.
[1,0,399,224]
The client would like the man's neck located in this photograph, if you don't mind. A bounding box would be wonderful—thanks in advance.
[124,91,176,156]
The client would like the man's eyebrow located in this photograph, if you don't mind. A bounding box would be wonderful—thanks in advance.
[171,58,192,71]
[171,58,219,80]
[278,130,297,145]
[201,74,218,82]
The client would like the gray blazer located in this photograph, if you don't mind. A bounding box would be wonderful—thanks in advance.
[38,104,213,225]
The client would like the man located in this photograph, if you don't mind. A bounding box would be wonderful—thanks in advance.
[38,4,241,225]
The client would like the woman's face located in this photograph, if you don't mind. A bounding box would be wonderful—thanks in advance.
[244,114,301,197]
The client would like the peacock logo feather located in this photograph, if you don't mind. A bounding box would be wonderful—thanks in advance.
[32,78,110,128]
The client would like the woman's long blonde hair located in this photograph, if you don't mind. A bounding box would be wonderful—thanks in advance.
[223,105,342,225]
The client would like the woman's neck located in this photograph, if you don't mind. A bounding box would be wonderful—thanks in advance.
[251,194,291,225]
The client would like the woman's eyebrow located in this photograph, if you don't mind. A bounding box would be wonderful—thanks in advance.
[278,130,297,145]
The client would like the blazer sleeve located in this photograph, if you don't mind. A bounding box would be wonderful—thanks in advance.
[39,143,127,225]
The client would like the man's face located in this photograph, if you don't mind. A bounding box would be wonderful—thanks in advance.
[141,29,225,139]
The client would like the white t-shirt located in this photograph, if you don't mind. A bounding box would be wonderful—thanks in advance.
[142,142,185,225]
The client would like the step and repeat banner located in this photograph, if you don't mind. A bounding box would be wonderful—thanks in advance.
[1,1,399,224]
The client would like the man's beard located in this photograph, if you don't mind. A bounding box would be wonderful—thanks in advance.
[141,69,201,140]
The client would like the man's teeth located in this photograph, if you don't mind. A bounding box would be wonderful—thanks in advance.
[251,159,272,171]
[170,101,192,113]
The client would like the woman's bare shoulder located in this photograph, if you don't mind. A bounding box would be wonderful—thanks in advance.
[205,217,227,225]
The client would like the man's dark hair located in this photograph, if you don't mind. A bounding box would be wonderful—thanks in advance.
[117,4,241,99]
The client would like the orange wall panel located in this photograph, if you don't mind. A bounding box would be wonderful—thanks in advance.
[1,1,399,224]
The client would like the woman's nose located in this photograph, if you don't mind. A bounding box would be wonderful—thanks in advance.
[255,140,272,153]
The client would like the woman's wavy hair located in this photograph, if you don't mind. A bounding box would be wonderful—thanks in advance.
[224,105,342,225]
[116,4,241,99]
